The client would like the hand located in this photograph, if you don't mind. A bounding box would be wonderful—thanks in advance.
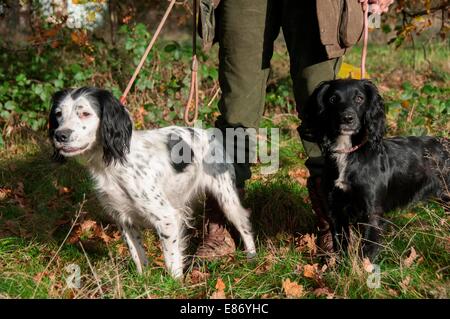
[367,0,394,14]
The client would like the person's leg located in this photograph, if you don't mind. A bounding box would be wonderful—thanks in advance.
[216,0,281,188]
[197,0,281,258]
[281,0,342,253]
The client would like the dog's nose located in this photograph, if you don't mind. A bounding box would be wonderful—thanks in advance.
[342,113,355,124]
[54,129,73,143]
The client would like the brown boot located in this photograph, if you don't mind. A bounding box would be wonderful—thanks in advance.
[307,176,334,254]
[195,193,237,259]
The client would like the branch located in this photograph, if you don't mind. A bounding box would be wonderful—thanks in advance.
[402,3,449,18]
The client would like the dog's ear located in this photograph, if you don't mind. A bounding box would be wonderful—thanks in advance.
[362,80,385,150]
[299,81,331,142]
[95,89,132,165]
[303,81,331,120]
[49,89,71,163]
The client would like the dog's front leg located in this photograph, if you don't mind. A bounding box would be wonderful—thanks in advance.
[119,223,149,274]
[329,189,350,253]
[362,209,384,260]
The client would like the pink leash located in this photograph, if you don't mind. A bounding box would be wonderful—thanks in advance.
[360,0,369,79]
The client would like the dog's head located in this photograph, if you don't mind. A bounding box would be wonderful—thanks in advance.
[49,87,132,165]
[304,79,385,150]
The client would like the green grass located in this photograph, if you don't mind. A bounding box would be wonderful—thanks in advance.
[0,41,449,299]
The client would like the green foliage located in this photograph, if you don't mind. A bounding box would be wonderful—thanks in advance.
[0,48,93,135]
[386,82,449,136]
[0,22,223,144]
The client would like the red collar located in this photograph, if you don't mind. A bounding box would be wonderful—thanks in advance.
[334,137,368,154]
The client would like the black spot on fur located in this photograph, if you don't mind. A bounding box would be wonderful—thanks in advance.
[166,134,194,173]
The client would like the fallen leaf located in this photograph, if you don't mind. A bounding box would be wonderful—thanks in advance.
[296,233,317,256]
[190,269,210,284]
[363,257,374,273]
[282,278,304,298]
[58,186,71,195]
[154,254,165,267]
[117,243,128,256]
[303,263,319,279]
[403,247,418,268]
[33,271,48,283]
[387,288,399,297]
[400,276,411,290]
[80,220,97,232]
[327,255,337,268]
[288,168,310,186]
[313,287,334,299]
[255,254,275,274]
[401,100,410,108]
[71,30,88,46]
[0,187,12,201]
[210,278,226,299]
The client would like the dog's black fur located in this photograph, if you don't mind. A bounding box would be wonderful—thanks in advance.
[304,79,449,259]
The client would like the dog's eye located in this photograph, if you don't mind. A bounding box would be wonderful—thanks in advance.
[329,95,338,104]
[355,96,364,104]
[55,111,62,117]
[80,112,91,119]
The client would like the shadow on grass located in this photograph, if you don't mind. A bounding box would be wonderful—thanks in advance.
[245,178,316,239]
[0,141,104,245]
[0,137,316,257]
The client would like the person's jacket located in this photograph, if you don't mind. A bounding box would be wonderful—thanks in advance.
[199,0,364,58]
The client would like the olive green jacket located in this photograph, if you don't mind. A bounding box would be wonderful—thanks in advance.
[199,0,364,58]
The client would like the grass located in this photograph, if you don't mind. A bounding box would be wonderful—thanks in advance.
[0,41,449,299]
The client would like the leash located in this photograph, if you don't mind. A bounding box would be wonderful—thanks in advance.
[120,0,177,105]
[184,0,199,125]
[360,0,369,79]
[120,0,200,127]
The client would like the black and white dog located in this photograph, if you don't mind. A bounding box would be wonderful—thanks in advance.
[48,87,256,278]
[304,79,449,259]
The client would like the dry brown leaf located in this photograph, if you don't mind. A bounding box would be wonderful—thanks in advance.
[313,287,334,299]
[282,278,304,298]
[71,30,88,46]
[400,276,411,290]
[0,187,12,201]
[154,255,165,268]
[117,243,128,256]
[33,271,48,283]
[403,247,419,268]
[288,167,310,186]
[387,288,399,297]
[327,255,337,268]
[58,186,71,195]
[13,182,27,209]
[363,257,374,273]
[297,233,317,255]
[303,264,318,279]
[189,269,210,284]
[210,278,227,299]
[80,220,97,232]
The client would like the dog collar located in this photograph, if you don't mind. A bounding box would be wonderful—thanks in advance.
[334,137,368,154]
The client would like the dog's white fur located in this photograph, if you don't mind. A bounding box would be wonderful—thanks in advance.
[331,135,352,191]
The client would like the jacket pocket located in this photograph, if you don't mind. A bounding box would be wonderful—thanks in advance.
[339,0,364,48]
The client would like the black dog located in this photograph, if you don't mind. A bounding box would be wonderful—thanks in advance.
[304,79,449,259]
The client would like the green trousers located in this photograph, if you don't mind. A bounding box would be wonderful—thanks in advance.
[215,0,342,187]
